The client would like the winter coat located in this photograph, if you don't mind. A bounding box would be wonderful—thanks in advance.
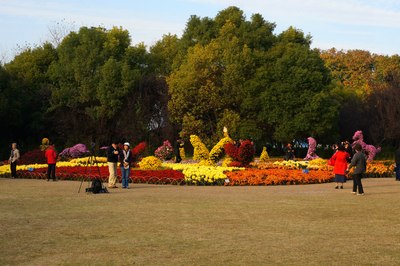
[349,151,367,174]
[45,146,57,164]
[330,150,350,175]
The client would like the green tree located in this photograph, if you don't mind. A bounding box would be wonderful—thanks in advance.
[258,27,335,142]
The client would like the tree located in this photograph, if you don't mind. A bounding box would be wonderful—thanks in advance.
[167,21,254,145]
[257,28,335,142]
[3,43,57,147]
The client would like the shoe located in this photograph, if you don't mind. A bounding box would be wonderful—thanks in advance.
[340,186,343,189]
[357,193,365,196]
[335,186,339,189]
[47,179,50,182]
[108,185,118,188]
[352,192,356,194]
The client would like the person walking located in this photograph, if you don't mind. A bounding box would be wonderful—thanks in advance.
[9,143,20,178]
[347,144,367,195]
[395,147,400,181]
[44,143,57,181]
[329,144,350,189]
[107,141,120,188]
[120,142,133,189]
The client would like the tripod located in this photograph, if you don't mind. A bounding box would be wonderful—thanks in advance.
[78,152,102,193]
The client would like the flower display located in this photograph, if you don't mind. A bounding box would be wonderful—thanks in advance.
[273,160,309,169]
[190,135,209,161]
[69,156,108,165]
[59,144,89,159]
[259,147,270,162]
[208,136,232,164]
[132,141,147,162]
[163,163,244,184]
[19,149,47,165]
[139,156,163,170]
[14,166,184,184]
[40,137,50,151]
[224,140,255,167]
[154,140,174,161]
[225,169,333,186]
[179,147,185,161]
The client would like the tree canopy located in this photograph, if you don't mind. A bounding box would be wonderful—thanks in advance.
[1,6,400,158]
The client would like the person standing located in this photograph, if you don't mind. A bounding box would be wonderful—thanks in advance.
[174,139,184,163]
[343,140,353,163]
[329,144,350,189]
[107,141,120,188]
[119,142,133,189]
[9,143,20,178]
[44,143,57,181]
[395,147,400,181]
[284,143,295,161]
[347,143,367,195]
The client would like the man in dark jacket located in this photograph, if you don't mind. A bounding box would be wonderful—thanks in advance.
[106,141,120,188]
[347,143,366,195]
[395,147,400,181]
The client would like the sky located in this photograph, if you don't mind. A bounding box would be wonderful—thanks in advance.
[1,0,400,62]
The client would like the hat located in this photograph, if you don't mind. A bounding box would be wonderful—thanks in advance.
[123,142,130,147]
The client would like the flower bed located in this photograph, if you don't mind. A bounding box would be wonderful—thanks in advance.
[225,169,333,186]
[163,163,244,185]
[15,166,184,184]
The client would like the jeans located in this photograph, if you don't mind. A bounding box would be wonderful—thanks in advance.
[396,165,400,180]
[10,161,17,178]
[352,173,364,194]
[47,164,56,180]
[121,167,131,188]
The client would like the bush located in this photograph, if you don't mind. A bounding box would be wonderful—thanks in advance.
[224,140,255,167]
[190,135,209,161]
[132,142,147,162]
[139,156,163,170]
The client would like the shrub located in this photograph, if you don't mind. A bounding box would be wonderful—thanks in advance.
[190,135,209,161]
[139,156,163,170]
[224,140,255,167]
[132,141,147,162]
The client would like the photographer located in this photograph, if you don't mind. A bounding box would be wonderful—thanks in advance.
[106,141,120,188]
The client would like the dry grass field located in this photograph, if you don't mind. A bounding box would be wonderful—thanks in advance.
[1,178,399,265]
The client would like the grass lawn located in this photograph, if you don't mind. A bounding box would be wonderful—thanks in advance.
[1,178,399,265]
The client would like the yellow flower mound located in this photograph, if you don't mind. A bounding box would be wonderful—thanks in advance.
[163,163,244,184]
[190,135,209,161]
[222,156,233,167]
[273,160,308,169]
[259,147,270,162]
[139,156,163,170]
[308,158,328,170]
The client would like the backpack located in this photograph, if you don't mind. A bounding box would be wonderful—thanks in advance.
[87,178,109,194]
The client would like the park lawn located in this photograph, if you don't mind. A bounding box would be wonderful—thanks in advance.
[0,178,399,265]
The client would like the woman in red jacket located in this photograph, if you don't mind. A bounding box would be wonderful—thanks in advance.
[45,143,57,181]
[329,144,350,189]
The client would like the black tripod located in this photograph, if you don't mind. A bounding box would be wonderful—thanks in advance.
[78,152,102,193]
